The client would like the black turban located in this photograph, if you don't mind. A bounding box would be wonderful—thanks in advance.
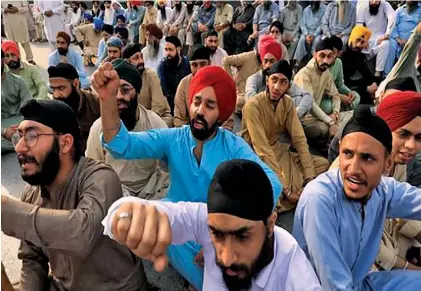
[114,26,129,40]
[20,99,82,149]
[102,24,114,35]
[207,159,274,221]
[112,59,142,93]
[48,63,79,80]
[266,60,293,81]
[123,43,142,59]
[385,77,417,92]
[189,45,211,61]
[341,105,392,153]
[315,37,334,52]
[165,35,181,48]
[269,21,283,34]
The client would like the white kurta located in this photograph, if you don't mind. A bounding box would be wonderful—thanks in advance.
[38,0,65,42]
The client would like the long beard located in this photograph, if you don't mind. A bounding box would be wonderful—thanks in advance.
[165,54,180,68]
[56,86,81,114]
[19,138,61,186]
[146,41,160,59]
[263,2,271,10]
[190,114,218,141]
[217,231,274,291]
[119,97,138,131]
[369,4,380,16]
[159,6,167,20]
[311,2,321,11]
[58,47,68,56]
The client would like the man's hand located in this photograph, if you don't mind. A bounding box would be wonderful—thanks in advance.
[367,82,378,95]
[396,37,407,47]
[417,22,421,34]
[377,35,389,45]
[91,62,120,101]
[214,24,221,32]
[2,125,18,141]
[340,94,352,106]
[305,35,314,44]
[283,33,292,43]
[194,249,205,268]
[329,112,339,124]
[44,10,53,17]
[329,123,339,137]
[169,26,178,35]
[111,202,172,272]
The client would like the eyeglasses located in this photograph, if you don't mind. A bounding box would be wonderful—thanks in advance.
[118,86,135,96]
[11,131,62,148]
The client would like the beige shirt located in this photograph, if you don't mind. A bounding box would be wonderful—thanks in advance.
[73,23,102,56]
[138,68,174,127]
[1,157,146,290]
[214,3,233,26]
[1,1,30,43]
[294,58,341,124]
[86,106,168,197]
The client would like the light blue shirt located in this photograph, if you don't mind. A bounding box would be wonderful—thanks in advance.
[125,6,145,39]
[253,3,280,34]
[102,124,282,204]
[322,2,356,37]
[103,198,323,291]
[48,48,91,89]
[300,4,326,37]
[390,4,421,41]
[96,39,106,67]
[293,169,421,291]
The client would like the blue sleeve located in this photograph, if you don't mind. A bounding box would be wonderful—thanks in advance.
[300,8,309,36]
[293,189,354,291]
[271,3,280,20]
[390,8,401,39]
[101,121,170,160]
[253,7,259,24]
[74,52,87,79]
[204,7,216,28]
[48,53,55,67]
[234,137,282,206]
[386,178,421,220]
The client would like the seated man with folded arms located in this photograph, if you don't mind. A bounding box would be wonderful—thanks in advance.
[1,99,145,290]
[91,63,282,290]
[103,159,322,291]
[293,105,421,291]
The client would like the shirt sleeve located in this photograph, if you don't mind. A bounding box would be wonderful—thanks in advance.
[173,5,186,27]
[1,166,125,258]
[341,6,355,36]
[174,78,189,127]
[30,67,48,100]
[300,8,309,36]
[52,1,65,15]
[386,178,421,220]
[102,197,210,247]
[18,240,50,291]
[294,191,355,291]
[384,2,396,36]
[289,84,313,119]
[18,78,33,107]
[293,6,303,38]
[85,120,106,161]
[244,73,260,101]
[102,122,170,160]
[271,3,280,21]
[321,4,332,37]
[324,75,341,114]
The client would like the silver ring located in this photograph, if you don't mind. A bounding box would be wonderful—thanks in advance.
[117,211,131,221]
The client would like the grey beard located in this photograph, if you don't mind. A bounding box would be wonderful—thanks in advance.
[146,42,159,59]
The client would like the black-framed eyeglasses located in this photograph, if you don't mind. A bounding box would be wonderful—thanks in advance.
[11,131,62,149]
[118,86,135,96]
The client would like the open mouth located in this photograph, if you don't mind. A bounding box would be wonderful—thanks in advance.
[194,120,205,130]
[225,269,239,276]
[399,152,413,160]
[346,176,366,191]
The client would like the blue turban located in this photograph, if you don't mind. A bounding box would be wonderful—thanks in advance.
[107,36,123,48]
[84,13,93,22]
[94,17,103,30]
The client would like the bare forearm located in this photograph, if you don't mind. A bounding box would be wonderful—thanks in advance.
[100,97,120,143]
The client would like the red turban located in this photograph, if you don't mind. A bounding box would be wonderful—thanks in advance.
[129,0,141,6]
[377,91,421,132]
[1,40,20,57]
[258,35,282,62]
[56,31,71,45]
[188,66,236,123]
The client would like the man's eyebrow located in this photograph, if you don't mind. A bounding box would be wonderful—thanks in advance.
[206,99,216,105]
[208,225,253,235]
[18,126,39,133]
[398,128,413,135]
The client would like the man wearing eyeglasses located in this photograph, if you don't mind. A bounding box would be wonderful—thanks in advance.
[86,59,169,199]
[48,62,100,153]
[1,99,147,290]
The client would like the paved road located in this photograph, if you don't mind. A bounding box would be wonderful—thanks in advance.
[1,42,294,289]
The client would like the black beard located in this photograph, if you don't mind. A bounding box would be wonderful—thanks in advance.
[119,97,138,131]
[311,2,320,11]
[175,3,182,12]
[56,86,81,114]
[209,46,217,55]
[58,47,68,56]
[190,114,218,141]
[137,65,145,75]
[217,231,274,291]
[73,7,78,13]
[369,4,380,16]
[165,54,180,67]
[158,6,167,20]
[316,61,329,72]
[7,60,21,70]
[186,3,194,13]
[19,138,61,186]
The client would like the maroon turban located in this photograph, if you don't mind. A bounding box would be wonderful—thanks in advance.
[146,24,163,40]
[377,91,421,132]
[56,31,71,45]
[188,66,236,123]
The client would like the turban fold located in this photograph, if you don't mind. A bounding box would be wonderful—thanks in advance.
[258,35,282,61]
[48,63,79,80]
[129,0,141,6]
[123,43,142,59]
[111,59,142,93]
[94,17,103,30]
[1,40,20,57]
[56,31,71,44]
[102,24,114,35]
[385,77,417,92]
[190,45,211,61]
[315,37,334,52]
[165,35,181,48]
[348,25,372,45]
[114,26,129,40]
[107,36,123,48]
[20,99,82,149]
[376,91,421,132]
[208,159,273,221]
[84,13,93,22]
[342,105,392,153]
[116,14,126,22]
[267,60,292,81]
[188,66,236,123]
[146,24,163,40]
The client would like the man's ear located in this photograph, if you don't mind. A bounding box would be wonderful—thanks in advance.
[59,134,74,156]
[177,47,181,54]
[267,211,277,237]
[73,79,80,89]
[383,151,394,175]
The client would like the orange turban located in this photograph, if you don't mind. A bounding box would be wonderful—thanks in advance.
[188,66,236,123]
[258,35,282,61]
[348,25,372,45]
[1,40,20,57]
[377,91,421,132]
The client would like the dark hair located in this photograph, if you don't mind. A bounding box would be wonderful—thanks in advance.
[79,2,88,9]
[205,29,218,39]
[269,21,283,34]
[329,35,343,51]
[144,1,155,5]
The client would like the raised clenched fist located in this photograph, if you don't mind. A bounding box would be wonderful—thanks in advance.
[90,62,120,101]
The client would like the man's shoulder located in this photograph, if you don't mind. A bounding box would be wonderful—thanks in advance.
[5,72,26,84]
[75,156,119,182]
[300,170,342,203]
